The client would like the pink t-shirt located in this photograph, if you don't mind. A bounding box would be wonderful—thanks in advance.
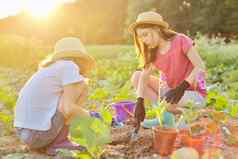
[153,34,207,97]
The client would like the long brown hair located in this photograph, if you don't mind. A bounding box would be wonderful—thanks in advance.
[133,23,177,68]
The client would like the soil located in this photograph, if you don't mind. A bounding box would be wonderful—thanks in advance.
[1,117,238,159]
[101,124,158,159]
[101,120,238,159]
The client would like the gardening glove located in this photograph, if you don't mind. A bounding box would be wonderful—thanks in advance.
[163,80,190,104]
[134,97,145,130]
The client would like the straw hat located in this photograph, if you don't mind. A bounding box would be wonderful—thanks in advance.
[128,11,169,34]
[51,37,96,71]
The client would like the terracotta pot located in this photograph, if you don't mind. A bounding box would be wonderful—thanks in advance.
[227,120,238,140]
[181,133,205,155]
[179,129,190,136]
[174,129,190,148]
[153,127,178,156]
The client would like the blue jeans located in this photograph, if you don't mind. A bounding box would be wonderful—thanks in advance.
[16,111,65,149]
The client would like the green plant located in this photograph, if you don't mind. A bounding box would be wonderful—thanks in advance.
[146,108,157,119]
[207,91,229,111]
[0,87,16,135]
[113,80,136,102]
[70,106,112,159]
[0,88,17,110]
[154,101,168,128]
[182,102,202,135]
[154,100,183,129]
[210,110,228,124]
[0,112,13,135]
[206,110,228,136]
[227,82,238,99]
[228,104,238,118]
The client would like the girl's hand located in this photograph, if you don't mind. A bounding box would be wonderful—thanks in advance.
[163,80,190,104]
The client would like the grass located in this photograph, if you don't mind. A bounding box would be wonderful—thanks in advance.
[0,86,16,135]
[0,88,16,110]
[0,34,237,105]
[196,35,238,68]
[0,34,237,108]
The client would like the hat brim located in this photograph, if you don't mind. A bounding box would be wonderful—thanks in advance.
[128,21,169,34]
[52,52,96,71]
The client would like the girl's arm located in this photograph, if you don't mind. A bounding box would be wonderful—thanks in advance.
[134,64,156,130]
[59,81,90,124]
[137,64,156,98]
[185,46,206,84]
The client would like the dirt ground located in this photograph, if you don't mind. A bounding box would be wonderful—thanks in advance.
[1,121,238,159]
[101,122,238,159]
[102,124,157,159]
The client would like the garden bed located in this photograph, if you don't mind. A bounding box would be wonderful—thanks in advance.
[101,120,238,159]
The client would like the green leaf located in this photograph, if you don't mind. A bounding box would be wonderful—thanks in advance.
[228,104,238,118]
[100,108,112,125]
[0,112,12,124]
[70,114,111,158]
[90,119,103,134]
[215,96,228,111]
[76,152,94,159]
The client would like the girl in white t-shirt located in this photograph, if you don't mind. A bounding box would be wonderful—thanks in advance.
[14,37,96,155]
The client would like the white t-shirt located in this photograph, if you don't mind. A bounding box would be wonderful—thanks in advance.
[14,60,85,131]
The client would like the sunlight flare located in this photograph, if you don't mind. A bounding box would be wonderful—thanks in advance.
[23,0,68,19]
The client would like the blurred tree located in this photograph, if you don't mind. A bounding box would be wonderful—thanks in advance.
[124,0,157,43]
[0,0,237,44]
[55,0,128,44]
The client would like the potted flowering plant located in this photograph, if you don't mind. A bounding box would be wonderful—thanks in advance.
[152,100,184,156]
[180,102,207,155]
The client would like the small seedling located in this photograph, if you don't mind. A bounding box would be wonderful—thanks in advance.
[154,100,184,130]
[71,106,112,159]
[182,101,202,136]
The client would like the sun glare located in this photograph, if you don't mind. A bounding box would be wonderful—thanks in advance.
[23,0,62,19]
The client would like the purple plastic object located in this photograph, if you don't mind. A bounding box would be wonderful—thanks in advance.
[112,101,135,122]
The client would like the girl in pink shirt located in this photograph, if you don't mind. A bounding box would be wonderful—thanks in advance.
[129,11,207,129]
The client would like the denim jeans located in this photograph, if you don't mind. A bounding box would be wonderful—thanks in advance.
[16,110,65,149]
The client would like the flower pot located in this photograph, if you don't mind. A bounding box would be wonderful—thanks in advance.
[181,133,205,155]
[175,129,190,147]
[152,127,177,156]
[227,120,238,141]
[112,101,135,122]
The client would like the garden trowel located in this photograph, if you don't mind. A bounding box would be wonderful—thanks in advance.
[130,121,141,141]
